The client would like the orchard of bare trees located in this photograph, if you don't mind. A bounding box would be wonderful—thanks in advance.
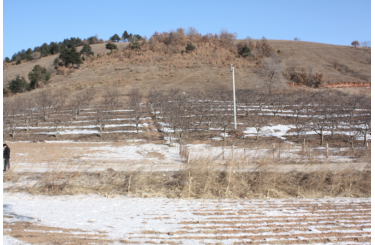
[3,86,371,148]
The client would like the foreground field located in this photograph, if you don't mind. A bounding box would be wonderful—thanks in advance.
[3,192,371,244]
[4,141,371,173]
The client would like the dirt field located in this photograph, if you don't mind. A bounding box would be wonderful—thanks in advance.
[5,141,370,173]
[3,193,371,244]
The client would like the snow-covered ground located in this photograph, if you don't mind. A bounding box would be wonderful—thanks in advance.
[3,192,371,244]
[8,141,368,173]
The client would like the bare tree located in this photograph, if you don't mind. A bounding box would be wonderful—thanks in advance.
[309,102,330,145]
[186,27,199,37]
[269,94,284,117]
[361,41,370,53]
[4,98,21,138]
[103,88,121,110]
[250,110,271,141]
[259,54,284,95]
[70,88,96,119]
[286,96,310,140]
[129,88,145,134]
[215,107,233,141]
[355,100,371,145]
[34,89,56,121]
[95,104,110,138]
[54,89,69,114]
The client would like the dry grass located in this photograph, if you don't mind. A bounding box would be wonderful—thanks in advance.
[3,38,370,98]
[6,154,370,199]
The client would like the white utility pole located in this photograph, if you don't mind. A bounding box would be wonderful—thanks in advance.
[231,64,237,130]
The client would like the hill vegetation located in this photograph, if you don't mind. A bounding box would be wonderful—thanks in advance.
[3,28,371,98]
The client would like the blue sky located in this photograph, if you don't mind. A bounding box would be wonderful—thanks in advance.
[3,0,371,59]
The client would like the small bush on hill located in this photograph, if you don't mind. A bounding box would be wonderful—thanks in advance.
[59,46,83,67]
[8,75,28,93]
[351,40,359,48]
[80,44,94,56]
[28,65,51,89]
[185,43,195,52]
[106,43,118,53]
[238,44,251,57]
[16,60,21,65]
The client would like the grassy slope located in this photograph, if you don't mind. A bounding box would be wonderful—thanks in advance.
[3,40,371,95]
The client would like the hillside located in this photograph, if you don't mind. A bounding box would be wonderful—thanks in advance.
[3,37,371,95]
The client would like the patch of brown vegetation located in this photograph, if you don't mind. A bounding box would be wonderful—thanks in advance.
[3,29,370,97]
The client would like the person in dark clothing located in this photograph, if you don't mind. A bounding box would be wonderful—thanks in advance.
[3,144,10,172]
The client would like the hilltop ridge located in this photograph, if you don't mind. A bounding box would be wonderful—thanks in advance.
[3,34,371,96]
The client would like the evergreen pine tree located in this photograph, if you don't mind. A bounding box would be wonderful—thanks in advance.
[8,75,28,93]
[122,31,129,41]
[239,44,251,57]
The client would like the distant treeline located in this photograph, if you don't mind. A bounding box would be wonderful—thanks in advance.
[4,35,105,64]
[4,30,143,64]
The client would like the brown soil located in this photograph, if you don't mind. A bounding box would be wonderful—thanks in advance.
[4,221,113,244]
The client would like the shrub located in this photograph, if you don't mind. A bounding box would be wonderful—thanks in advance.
[106,43,118,53]
[80,44,94,56]
[59,46,83,67]
[4,57,11,63]
[8,75,28,93]
[16,60,21,65]
[3,88,8,96]
[238,44,251,57]
[185,43,196,52]
[28,65,50,89]
[351,40,360,48]
[25,54,33,61]
[130,41,140,50]
[53,57,59,66]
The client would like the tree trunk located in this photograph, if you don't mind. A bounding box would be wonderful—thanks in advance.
[320,132,324,146]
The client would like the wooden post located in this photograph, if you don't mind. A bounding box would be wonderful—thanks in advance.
[273,143,276,160]
[303,138,305,153]
[187,149,191,164]
[232,145,234,161]
[278,145,281,160]
[326,143,329,158]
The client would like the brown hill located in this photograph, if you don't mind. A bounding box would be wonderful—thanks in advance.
[3,35,371,96]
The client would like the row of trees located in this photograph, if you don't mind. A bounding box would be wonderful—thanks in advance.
[4,35,104,64]
[148,88,370,146]
[3,86,370,145]
[4,37,86,64]
[110,31,143,43]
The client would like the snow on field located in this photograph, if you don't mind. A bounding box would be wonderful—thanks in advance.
[81,143,182,164]
[8,140,368,173]
[3,192,371,244]
[244,124,295,140]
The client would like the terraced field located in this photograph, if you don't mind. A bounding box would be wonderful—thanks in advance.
[3,193,371,244]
